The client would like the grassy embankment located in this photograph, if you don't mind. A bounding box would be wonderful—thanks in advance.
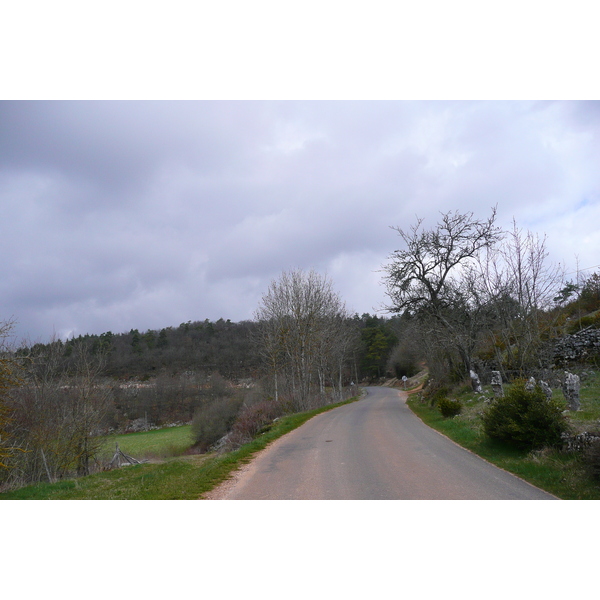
[405,371,600,500]
[0,395,360,500]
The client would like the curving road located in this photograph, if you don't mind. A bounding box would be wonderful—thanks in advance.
[204,386,557,500]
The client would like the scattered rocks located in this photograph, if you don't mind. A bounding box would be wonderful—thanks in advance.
[125,418,154,433]
[470,370,482,393]
[122,419,190,434]
[523,376,553,402]
[562,371,581,411]
[561,431,600,453]
[539,380,553,402]
[490,371,504,399]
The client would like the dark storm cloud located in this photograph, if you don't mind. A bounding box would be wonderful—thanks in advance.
[1,100,599,341]
[0,101,275,197]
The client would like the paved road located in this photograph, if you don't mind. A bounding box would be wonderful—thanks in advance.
[205,386,557,500]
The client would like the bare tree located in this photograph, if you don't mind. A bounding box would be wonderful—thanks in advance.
[315,312,358,402]
[384,209,565,382]
[383,208,501,312]
[475,220,565,374]
[383,208,502,376]
[65,341,112,475]
[6,337,111,484]
[255,269,353,410]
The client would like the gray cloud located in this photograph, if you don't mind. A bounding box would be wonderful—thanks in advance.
[1,100,599,341]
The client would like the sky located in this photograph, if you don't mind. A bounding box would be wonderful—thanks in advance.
[1,100,600,342]
[1,2,599,347]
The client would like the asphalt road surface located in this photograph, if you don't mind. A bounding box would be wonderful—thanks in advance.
[205,386,557,500]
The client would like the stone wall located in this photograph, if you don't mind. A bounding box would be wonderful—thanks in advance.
[561,431,600,453]
[553,327,600,365]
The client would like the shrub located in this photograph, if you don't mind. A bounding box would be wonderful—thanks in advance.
[482,380,570,451]
[566,311,600,334]
[423,384,452,407]
[583,437,600,480]
[191,396,243,452]
[437,397,462,418]
[226,399,286,449]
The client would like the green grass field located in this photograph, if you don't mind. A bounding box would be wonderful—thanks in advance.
[102,425,194,461]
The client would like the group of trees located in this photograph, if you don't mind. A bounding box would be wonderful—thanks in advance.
[0,334,112,486]
[24,318,263,380]
[254,269,357,411]
[382,207,599,385]
[0,331,263,488]
[1,320,24,471]
[252,269,422,412]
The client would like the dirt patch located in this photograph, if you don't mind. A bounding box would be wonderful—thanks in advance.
[406,382,424,395]
[200,446,272,500]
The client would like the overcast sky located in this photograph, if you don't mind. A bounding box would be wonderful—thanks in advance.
[1,100,599,342]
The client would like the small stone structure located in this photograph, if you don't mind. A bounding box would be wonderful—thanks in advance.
[561,431,600,452]
[470,370,482,393]
[524,376,553,401]
[562,371,581,411]
[490,371,504,398]
[539,380,553,402]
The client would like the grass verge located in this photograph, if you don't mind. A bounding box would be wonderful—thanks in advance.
[0,395,360,500]
[406,373,600,500]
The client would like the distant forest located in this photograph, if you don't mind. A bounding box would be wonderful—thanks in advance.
[16,314,408,383]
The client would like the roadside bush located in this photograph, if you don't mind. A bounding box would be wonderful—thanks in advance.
[226,399,287,449]
[425,345,465,386]
[422,384,452,407]
[191,395,243,452]
[437,397,462,418]
[582,435,600,479]
[482,380,570,451]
